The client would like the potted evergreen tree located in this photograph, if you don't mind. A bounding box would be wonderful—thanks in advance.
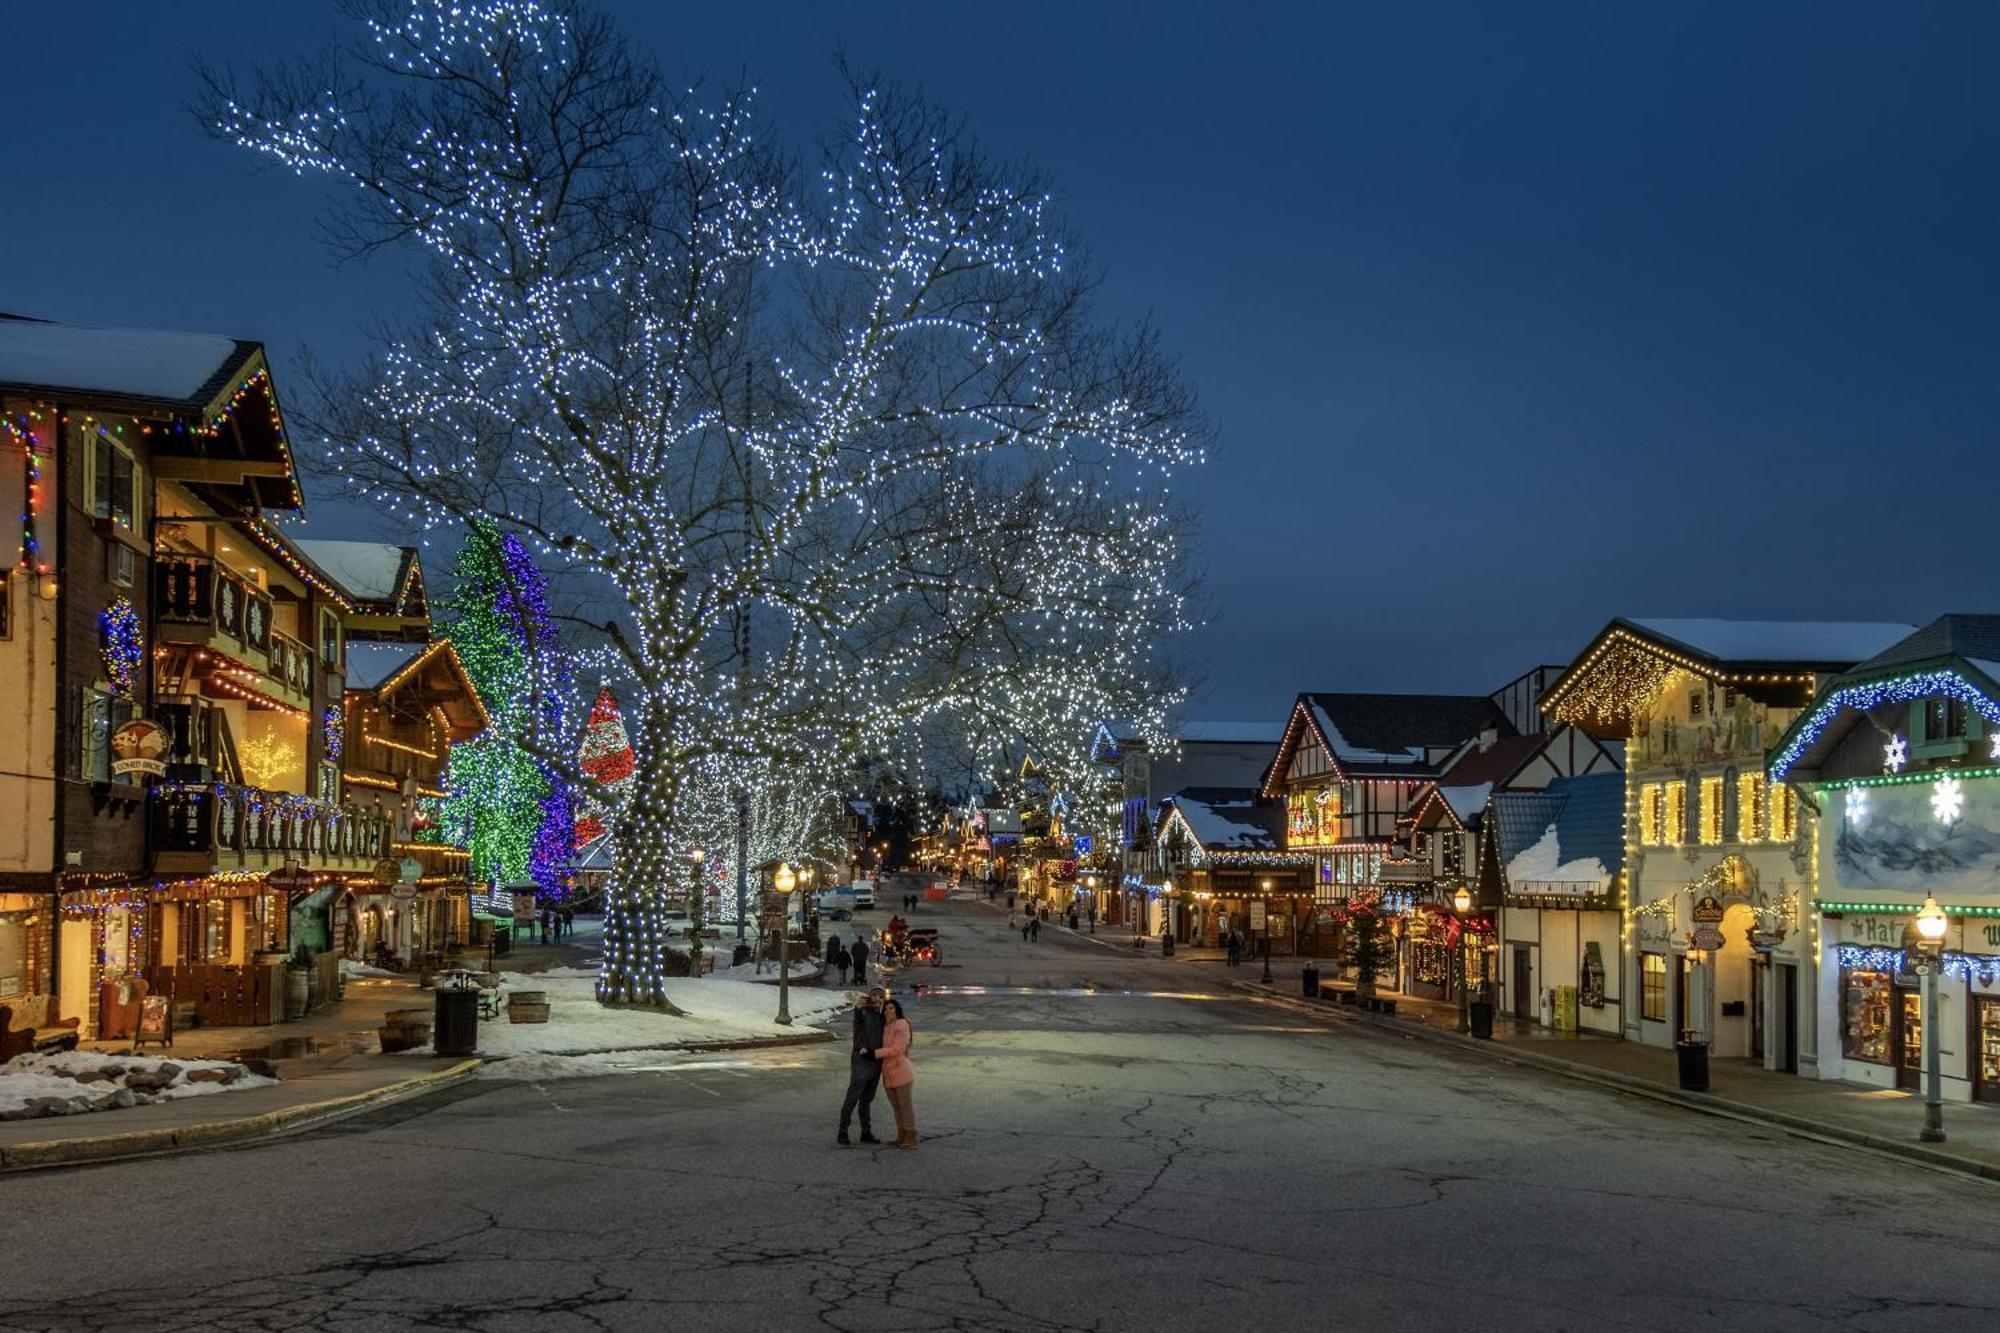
[1340,893,1391,1007]
[284,942,313,1021]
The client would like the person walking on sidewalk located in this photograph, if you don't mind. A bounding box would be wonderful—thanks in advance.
[850,935,870,985]
[833,942,851,985]
[876,996,919,1148]
[1226,930,1242,967]
[1029,916,1041,943]
[837,990,887,1146]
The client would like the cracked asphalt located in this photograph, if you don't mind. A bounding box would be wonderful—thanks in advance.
[4,897,1998,1333]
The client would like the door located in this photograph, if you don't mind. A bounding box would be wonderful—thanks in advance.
[1750,962,1766,1062]
[1675,954,1695,1041]
[1897,988,1923,1090]
[1975,997,2000,1104]
[58,917,92,1031]
[1513,946,1533,1020]
[1774,963,1798,1074]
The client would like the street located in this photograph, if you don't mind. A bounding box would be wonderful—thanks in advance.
[2,898,1996,1333]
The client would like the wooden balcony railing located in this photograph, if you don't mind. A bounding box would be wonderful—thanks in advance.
[155,556,276,658]
[152,783,390,876]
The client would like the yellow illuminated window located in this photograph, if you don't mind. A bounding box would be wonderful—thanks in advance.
[1664,782,1688,845]
[1738,773,1766,841]
[1641,952,1667,1022]
[1699,777,1724,845]
[1638,783,1661,845]
[1770,785,1796,842]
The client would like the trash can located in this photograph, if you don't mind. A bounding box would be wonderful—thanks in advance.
[1675,1036,1710,1092]
[434,987,479,1056]
[1161,933,1175,957]
[492,928,512,958]
[1468,999,1494,1040]
[1302,962,1320,998]
[732,943,753,968]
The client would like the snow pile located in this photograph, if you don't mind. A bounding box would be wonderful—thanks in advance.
[1505,825,1611,895]
[0,1050,276,1121]
[437,971,847,1059]
[712,959,822,984]
[340,958,400,979]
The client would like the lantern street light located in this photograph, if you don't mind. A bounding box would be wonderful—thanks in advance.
[686,845,706,980]
[772,862,798,1025]
[1260,877,1275,984]
[1084,872,1098,933]
[1452,886,1473,1034]
[1914,896,1949,1143]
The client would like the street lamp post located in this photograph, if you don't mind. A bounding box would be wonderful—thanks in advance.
[1085,873,1098,933]
[1453,886,1473,1035]
[773,862,797,1025]
[1915,896,1949,1143]
[1260,877,1275,984]
[686,845,706,979]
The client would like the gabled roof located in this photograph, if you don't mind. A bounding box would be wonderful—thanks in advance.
[344,642,426,690]
[1769,615,2000,781]
[345,638,490,736]
[1264,691,1514,792]
[1490,773,1624,898]
[1157,787,1284,852]
[293,539,426,622]
[1543,617,1916,734]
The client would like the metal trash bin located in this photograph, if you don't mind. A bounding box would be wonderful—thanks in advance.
[1302,962,1320,998]
[732,943,753,967]
[1469,999,1494,1040]
[1675,1037,1710,1091]
[434,987,479,1056]
[1161,933,1175,957]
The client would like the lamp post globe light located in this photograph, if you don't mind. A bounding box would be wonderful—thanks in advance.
[686,845,706,979]
[1260,877,1275,984]
[1914,896,1949,1143]
[773,862,798,1025]
[1453,886,1472,1034]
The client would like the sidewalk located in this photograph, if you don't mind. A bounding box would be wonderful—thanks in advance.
[1069,923,2000,1181]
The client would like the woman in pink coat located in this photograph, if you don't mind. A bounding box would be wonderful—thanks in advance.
[876,997,918,1148]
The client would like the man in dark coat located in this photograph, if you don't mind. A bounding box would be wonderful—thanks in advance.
[837,989,887,1146]
[850,935,870,985]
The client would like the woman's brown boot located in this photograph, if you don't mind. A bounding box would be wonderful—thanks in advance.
[897,1129,918,1149]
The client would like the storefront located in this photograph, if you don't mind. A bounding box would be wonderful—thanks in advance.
[1827,913,2000,1100]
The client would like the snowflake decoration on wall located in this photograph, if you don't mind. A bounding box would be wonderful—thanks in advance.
[1844,787,1868,827]
[1932,776,1964,825]
[1989,731,2000,761]
[1883,734,1908,774]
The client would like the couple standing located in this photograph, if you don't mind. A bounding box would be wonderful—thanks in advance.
[837,987,918,1148]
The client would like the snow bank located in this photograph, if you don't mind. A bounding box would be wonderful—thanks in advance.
[427,972,848,1059]
[0,1050,276,1121]
[340,958,400,979]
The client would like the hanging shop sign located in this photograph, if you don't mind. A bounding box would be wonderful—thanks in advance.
[398,857,424,885]
[1249,900,1267,933]
[1690,924,1726,951]
[1691,894,1727,925]
[109,718,168,778]
[265,864,315,894]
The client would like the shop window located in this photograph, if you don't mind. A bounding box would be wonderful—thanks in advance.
[1637,783,1662,845]
[1769,785,1797,842]
[0,908,30,995]
[1842,969,1894,1064]
[1640,952,1667,1022]
[1737,773,1767,842]
[319,607,343,669]
[1663,782,1688,845]
[1698,777,1724,845]
[91,431,140,531]
[81,687,135,783]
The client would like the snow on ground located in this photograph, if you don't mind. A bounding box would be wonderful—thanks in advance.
[418,971,850,1062]
[0,1050,276,1121]
[340,958,400,979]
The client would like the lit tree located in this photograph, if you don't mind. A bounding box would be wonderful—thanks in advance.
[197,0,1206,1008]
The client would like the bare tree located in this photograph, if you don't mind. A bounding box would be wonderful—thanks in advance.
[195,0,1206,1007]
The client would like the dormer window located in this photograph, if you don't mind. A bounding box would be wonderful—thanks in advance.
[1913,696,1977,757]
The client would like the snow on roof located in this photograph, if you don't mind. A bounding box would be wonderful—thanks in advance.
[1172,721,1286,744]
[294,540,409,603]
[344,641,425,689]
[1625,618,1916,666]
[1495,773,1624,897]
[0,318,244,403]
[1504,826,1612,897]
[1162,787,1283,851]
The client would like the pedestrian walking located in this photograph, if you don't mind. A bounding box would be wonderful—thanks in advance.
[1226,930,1242,967]
[837,989,886,1146]
[1029,917,1041,942]
[851,935,870,985]
[1021,920,1032,943]
[538,906,551,946]
[561,906,574,939]
[834,944,851,985]
[876,996,918,1148]
[825,933,842,971]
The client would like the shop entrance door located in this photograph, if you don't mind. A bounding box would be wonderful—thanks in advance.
[1750,962,1766,1062]
[1773,963,1798,1074]
[1975,997,2000,1105]
[1513,946,1533,1020]
[1896,987,1923,1091]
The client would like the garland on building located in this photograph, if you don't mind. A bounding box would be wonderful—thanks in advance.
[99,597,143,696]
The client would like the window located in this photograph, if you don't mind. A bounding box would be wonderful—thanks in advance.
[0,907,31,995]
[1698,777,1724,845]
[1664,781,1688,845]
[1914,696,1977,755]
[319,608,342,669]
[1770,784,1797,842]
[81,687,135,783]
[1922,697,1967,742]
[1641,953,1667,1022]
[91,432,138,530]
[1638,783,1662,845]
[1738,773,1766,841]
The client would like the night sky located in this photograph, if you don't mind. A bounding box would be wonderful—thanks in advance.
[9,3,1998,723]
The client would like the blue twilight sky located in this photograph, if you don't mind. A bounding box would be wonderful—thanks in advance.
[6,2,1998,723]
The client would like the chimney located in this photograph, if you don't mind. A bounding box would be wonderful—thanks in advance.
[1477,727,1498,753]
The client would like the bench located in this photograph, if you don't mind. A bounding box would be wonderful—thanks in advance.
[0,1000,81,1061]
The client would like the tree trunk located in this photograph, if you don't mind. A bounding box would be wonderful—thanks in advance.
[595,746,687,1012]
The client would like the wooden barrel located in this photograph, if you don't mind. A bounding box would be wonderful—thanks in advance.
[506,991,550,1024]
[379,1006,435,1053]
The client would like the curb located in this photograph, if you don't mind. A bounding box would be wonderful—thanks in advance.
[485,1029,835,1061]
[0,1058,483,1173]
[1222,979,2000,1184]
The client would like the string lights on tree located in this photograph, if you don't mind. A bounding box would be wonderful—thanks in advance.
[200,0,1205,1007]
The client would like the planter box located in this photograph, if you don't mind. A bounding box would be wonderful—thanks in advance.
[507,991,550,1024]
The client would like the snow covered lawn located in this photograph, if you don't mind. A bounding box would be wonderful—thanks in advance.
[0,1050,276,1121]
[436,972,850,1061]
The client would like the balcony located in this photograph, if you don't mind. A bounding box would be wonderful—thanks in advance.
[152,783,390,878]
[154,557,312,710]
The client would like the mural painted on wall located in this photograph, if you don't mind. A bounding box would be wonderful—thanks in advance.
[1632,671,1790,769]
[1824,777,2000,905]
[1286,787,1340,847]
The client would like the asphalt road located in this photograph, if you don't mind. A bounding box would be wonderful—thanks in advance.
[4,896,1998,1332]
